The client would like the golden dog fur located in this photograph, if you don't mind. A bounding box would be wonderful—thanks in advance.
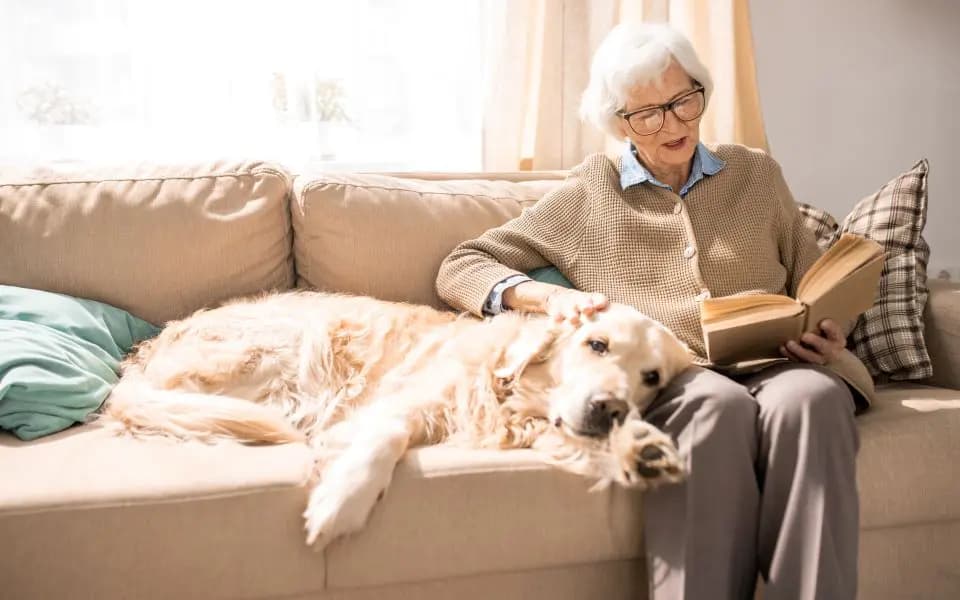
[100,290,693,547]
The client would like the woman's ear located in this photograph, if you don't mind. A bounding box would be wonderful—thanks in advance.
[494,319,562,391]
[614,118,631,141]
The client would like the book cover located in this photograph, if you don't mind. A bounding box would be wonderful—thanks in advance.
[701,234,884,365]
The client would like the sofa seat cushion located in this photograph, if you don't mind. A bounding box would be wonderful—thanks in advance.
[0,160,294,325]
[858,383,960,529]
[324,445,645,590]
[0,424,643,598]
[0,425,320,599]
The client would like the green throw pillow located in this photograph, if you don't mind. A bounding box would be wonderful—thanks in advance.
[527,266,576,289]
[0,285,161,440]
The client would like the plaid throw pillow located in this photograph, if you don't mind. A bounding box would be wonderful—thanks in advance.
[797,203,840,252]
[841,159,932,381]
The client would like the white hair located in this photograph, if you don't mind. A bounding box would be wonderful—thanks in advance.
[580,23,713,139]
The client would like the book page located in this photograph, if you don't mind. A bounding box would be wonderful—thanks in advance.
[797,233,858,295]
[803,253,885,334]
[797,233,884,303]
[701,294,800,324]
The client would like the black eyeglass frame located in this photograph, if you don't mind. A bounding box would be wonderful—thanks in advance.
[616,85,706,136]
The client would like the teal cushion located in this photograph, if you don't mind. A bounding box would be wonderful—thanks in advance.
[0,285,161,440]
[526,266,576,289]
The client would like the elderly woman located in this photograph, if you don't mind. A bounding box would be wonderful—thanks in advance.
[436,23,867,600]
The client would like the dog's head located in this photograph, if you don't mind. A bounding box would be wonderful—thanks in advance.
[498,304,693,438]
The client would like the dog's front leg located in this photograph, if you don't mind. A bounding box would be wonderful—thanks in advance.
[302,409,412,548]
[534,418,686,490]
[609,417,685,489]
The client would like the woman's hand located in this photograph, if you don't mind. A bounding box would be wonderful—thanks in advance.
[779,319,846,365]
[545,289,609,326]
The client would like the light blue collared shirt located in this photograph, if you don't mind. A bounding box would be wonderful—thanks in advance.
[619,141,725,197]
[482,142,725,315]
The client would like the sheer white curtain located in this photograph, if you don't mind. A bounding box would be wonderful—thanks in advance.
[0,0,488,172]
[482,0,768,171]
[1,1,765,172]
[481,0,618,171]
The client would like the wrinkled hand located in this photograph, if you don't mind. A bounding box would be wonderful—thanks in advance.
[780,318,846,365]
[545,289,609,326]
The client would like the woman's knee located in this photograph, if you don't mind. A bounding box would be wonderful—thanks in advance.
[758,364,855,431]
[673,368,758,429]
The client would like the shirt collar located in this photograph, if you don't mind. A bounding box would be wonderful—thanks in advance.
[619,141,725,197]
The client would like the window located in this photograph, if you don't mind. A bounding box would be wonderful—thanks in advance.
[0,0,487,171]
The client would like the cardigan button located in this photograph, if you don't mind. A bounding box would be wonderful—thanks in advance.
[695,289,711,301]
[673,203,682,214]
[683,246,696,259]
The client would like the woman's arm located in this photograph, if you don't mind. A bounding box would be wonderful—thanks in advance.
[435,174,590,316]
[767,156,824,299]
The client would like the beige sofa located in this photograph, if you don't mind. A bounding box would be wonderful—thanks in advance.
[1,160,958,600]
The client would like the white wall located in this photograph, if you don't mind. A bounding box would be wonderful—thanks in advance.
[749,0,960,277]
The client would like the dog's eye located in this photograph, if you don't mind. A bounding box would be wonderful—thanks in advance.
[587,339,609,355]
[642,370,660,386]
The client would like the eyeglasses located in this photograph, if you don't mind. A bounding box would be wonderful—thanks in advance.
[616,86,705,136]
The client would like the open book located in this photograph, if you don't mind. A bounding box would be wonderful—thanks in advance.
[701,233,885,365]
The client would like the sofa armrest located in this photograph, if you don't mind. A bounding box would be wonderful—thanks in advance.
[923,278,960,390]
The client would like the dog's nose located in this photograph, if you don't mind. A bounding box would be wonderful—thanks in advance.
[582,395,629,436]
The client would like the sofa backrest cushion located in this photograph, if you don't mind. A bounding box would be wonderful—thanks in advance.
[292,172,565,308]
[0,161,294,325]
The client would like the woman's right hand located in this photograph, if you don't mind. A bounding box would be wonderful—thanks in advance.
[545,289,609,326]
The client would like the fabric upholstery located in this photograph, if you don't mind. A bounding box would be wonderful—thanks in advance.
[0,425,317,599]
[856,384,960,528]
[924,279,960,390]
[842,159,932,381]
[291,172,563,307]
[324,446,644,589]
[859,520,960,600]
[0,161,294,325]
[0,425,644,598]
[318,559,647,600]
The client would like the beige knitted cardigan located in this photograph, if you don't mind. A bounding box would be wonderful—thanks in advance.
[435,144,874,406]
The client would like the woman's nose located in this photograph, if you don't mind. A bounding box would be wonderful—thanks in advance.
[660,109,686,134]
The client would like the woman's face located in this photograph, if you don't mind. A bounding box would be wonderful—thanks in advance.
[617,60,702,174]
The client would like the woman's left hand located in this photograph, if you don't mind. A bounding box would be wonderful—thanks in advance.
[780,318,847,365]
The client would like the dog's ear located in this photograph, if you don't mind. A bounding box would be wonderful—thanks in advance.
[494,318,562,391]
[653,324,695,384]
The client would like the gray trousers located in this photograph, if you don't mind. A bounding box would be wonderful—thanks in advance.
[641,363,860,600]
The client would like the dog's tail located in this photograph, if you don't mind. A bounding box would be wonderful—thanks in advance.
[99,378,304,444]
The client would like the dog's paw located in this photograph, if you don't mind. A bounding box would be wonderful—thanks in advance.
[302,467,387,549]
[611,419,685,489]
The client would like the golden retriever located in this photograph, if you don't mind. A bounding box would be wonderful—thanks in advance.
[100,290,692,548]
